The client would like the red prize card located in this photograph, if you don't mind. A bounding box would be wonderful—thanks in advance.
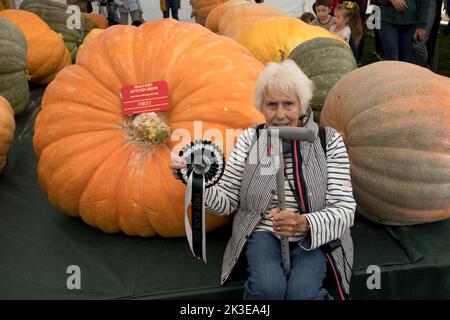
[120,81,170,115]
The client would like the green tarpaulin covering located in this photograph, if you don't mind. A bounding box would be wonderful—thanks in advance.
[0,85,449,299]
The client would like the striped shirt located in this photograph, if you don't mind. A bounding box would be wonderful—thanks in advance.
[254,146,305,242]
[205,126,354,248]
[310,16,334,31]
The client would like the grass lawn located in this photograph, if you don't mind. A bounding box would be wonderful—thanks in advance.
[359,25,450,77]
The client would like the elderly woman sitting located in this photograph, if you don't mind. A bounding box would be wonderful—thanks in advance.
[172,60,356,300]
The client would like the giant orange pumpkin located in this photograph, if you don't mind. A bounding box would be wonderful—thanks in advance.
[0,96,15,173]
[321,61,450,225]
[0,9,71,84]
[33,20,265,237]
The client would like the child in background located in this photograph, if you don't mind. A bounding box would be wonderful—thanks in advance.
[311,0,334,31]
[300,12,316,24]
[330,1,362,48]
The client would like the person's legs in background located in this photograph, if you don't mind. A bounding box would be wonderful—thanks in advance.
[119,8,129,24]
[243,232,286,300]
[356,0,369,65]
[130,10,142,23]
[171,0,180,20]
[374,29,384,60]
[398,25,416,62]
[162,0,170,18]
[411,0,436,67]
[378,21,400,60]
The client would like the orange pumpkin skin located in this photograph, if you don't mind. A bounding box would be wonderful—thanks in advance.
[0,96,15,172]
[0,9,70,84]
[321,61,450,225]
[82,12,109,29]
[205,0,248,33]
[191,0,228,26]
[218,2,286,38]
[33,20,265,237]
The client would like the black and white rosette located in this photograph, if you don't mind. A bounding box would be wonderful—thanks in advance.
[176,140,224,263]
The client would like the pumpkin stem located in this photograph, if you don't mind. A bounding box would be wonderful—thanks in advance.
[279,49,286,61]
[130,112,170,145]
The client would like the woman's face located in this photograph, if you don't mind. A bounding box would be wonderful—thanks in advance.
[261,89,302,127]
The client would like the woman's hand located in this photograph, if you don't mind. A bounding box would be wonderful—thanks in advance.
[413,28,427,42]
[170,155,186,178]
[390,0,408,12]
[267,208,310,236]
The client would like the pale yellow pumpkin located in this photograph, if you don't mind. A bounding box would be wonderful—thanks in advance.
[234,16,348,65]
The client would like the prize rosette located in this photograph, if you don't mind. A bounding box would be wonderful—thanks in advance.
[175,140,225,263]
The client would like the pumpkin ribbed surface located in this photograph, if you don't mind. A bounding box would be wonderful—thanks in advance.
[289,37,357,120]
[205,0,251,33]
[33,20,265,237]
[321,61,450,225]
[0,16,29,114]
[0,96,15,172]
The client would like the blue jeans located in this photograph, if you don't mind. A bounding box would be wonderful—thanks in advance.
[162,0,179,20]
[378,21,415,62]
[243,231,329,300]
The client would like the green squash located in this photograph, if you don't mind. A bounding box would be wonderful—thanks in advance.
[19,0,86,62]
[288,37,357,120]
[0,16,29,115]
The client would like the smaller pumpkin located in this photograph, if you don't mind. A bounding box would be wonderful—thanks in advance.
[82,13,109,29]
[19,0,84,62]
[288,37,357,120]
[0,96,15,173]
[0,16,29,114]
[0,9,71,84]
[191,0,228,26]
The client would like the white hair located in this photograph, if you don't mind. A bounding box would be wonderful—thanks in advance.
[254,59,314,113]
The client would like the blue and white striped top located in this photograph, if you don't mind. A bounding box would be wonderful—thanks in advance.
[205,126,355,246]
